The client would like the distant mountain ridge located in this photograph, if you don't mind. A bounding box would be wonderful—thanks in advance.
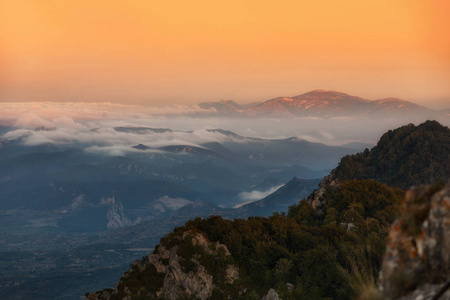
[200,90,438,118]
[237,177,320,215]
[125,127,356,170]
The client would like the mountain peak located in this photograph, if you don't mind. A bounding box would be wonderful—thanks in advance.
[197,90,435,118]
[308,89,346,94]
[292,90,370,102]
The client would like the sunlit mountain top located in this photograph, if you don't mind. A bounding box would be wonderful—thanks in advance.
[199,90,439,118]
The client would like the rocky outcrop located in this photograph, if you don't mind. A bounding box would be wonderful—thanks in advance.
[87,231,239,300]
[153,244,213,299]
[378,183,450,299]
[308,174,339,212]
[152,232,238,299]
[105,198,132,229]
[261,288,280,300]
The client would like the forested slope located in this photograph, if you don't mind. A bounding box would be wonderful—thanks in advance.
[88,121,450,300]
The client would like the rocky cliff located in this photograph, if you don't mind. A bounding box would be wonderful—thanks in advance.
[87,231,239,300]
[378,183,450,300]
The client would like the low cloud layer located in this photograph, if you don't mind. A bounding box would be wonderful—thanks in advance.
[0,102,211,129]
[2,126,248,155]
[1,101,448,149]
[238,185,284,202]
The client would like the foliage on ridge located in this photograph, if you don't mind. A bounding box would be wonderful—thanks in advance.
[97,180,403,299]
[90,121,450,299]
[333,120,450,189]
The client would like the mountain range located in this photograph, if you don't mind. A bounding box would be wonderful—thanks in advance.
[88,120,450,300]
[2,119,449,300]
[199,90,440,118]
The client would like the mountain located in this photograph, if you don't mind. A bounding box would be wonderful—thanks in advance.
[239,121,449,216]
[2,125,344,299]
[369,97,430,116]
[199,90,439,119]
[201,131,357,170]
[244,90,372,118]
[248,121,449,216]
[88,120,450,300]
[332,120,450,189]
[126,127,357,170]
[9,121,450,299]
[236,177,320,215]
[89,179,404,300]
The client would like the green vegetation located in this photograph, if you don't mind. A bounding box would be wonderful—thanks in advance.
[125,180,403,299]
[91,121,449,299]
[333,121,450,189]
[113,256,165,300]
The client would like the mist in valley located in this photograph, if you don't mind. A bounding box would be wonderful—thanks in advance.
[0,100,448,299]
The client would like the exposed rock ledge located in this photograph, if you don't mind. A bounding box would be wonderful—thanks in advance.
[378,183,450,300]
[308,174,339,212]
[87,232,238,300]
[152,232,239,300]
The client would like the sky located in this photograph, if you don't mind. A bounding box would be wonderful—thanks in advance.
[1,0,450,108]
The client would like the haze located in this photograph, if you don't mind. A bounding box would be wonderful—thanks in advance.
[1,0,450,108]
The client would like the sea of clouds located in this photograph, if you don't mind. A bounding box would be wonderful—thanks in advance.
[1,101,446,151]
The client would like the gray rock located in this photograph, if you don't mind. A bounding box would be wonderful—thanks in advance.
[308,175,339,213]
[261,288,280,300]
[286,283,295,291]
[378,184,450,299]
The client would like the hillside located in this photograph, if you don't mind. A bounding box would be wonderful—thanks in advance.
[237,177,320,216]
[2,125,357,299]
[87,121,450,299]
[332,120,450,189]
[88,179,404,300]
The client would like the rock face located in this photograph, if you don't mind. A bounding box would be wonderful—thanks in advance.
[378,183,450,299]
[87,231,239,300]
[308,174,339,212]
[152,232,238,300]
[261,288,280,300]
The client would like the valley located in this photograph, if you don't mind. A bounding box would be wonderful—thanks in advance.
[0,125,351,299]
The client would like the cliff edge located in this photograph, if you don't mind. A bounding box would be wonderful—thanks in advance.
[378,183,450,300]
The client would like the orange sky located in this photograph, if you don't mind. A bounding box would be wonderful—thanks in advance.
[1,0,449,108]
